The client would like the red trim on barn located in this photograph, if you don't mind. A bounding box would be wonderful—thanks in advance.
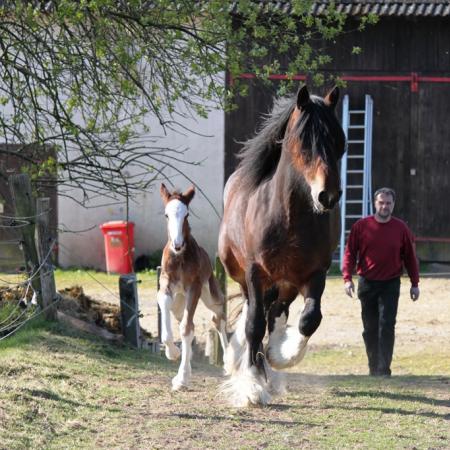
[231,72,450,92]
[416,237,450,243]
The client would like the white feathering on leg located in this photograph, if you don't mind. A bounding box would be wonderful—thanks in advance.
[224,302,248,376]
[267,314,310,369]
[220,303,272,406]
[220,360,272,407]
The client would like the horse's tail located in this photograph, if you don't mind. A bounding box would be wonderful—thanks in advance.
[208,273,225,305]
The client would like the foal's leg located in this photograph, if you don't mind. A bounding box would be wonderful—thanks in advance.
[157,279,180,361]
[172,284,201,391]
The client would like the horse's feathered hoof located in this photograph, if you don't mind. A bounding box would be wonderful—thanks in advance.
[266,326,309,370]
[220,366,271,407]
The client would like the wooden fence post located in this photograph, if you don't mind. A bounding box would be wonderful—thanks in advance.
[9,174,43,309]
[119,274,141,348]
[36,197,57,320]
[156,266,162,343]
[209,255,227,365]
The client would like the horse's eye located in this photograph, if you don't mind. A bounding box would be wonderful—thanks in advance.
[165,214,168,219]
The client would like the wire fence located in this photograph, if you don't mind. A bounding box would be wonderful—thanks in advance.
[0,214,58,340]
[0,216,147,343]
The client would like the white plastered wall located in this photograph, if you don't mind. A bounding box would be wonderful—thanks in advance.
[58,107,225,270]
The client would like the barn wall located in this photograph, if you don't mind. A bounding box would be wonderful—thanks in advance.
[0,145,58,272]
[225,16,450,262]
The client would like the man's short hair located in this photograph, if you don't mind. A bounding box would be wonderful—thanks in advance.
[374,187,396,202]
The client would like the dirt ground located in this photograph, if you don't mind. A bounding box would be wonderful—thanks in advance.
[85,275,450,353]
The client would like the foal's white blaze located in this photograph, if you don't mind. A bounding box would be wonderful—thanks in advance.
[165,199,188,253]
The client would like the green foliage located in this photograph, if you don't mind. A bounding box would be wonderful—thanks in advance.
[0,1,377,199]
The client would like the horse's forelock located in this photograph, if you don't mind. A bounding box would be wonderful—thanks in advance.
[291,96,343,163]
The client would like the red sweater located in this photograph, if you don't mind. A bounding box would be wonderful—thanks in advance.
[342,216,419,287]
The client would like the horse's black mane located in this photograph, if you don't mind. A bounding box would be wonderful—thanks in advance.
[238,93,344,191]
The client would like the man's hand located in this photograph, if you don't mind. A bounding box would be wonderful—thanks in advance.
[344,281,355,298]
[410,286,420,301]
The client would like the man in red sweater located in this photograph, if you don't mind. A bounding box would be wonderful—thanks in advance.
[342,187,420,376]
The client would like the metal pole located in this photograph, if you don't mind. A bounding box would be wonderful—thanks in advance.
[340,95,350,270]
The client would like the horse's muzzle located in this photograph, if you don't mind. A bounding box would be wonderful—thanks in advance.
[318,189,342,210]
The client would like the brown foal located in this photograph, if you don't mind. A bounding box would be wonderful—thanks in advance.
[157,183,228,390]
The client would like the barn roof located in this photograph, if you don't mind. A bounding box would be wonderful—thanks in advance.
[235,1,450,17]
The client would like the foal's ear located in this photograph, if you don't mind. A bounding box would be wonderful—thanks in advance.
[296,85,310,110]
[324,86,340,110]
[160,183,171,203]
[182,185,195,204]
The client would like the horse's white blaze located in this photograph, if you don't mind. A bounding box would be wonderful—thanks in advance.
[267,314,310,369]
[157,291,181,360]
[310,175,326,213]
[165,199,188,252]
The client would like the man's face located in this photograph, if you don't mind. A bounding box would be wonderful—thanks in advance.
[374,193,395,221]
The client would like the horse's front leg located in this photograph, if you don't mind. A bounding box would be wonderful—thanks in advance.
[172,283,201,391]
[222,263,271,406]
[266,285,303,370]
[157,279,180,361]
[299,270,325,337]
[275,269,325,367]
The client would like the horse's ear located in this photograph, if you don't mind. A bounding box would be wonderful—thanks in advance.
[296,85,310,110]
[160,183,170,203]
[324,86,340,110]
[183,185,195,204]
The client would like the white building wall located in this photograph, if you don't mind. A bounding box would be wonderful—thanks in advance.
[58,107,225,270]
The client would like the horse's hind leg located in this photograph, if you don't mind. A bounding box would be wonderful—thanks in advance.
[223,291,247,376]
[157,283,181,361]
[172,284,201,391]
[201,275,228,359]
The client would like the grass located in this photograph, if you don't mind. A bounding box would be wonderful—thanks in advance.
[0,318,448,450]
[0,268,158,292]
[1,271,449,448]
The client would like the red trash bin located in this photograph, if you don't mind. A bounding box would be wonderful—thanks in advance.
[100,221,135,274]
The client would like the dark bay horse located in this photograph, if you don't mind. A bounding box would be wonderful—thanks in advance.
[218,86,346,406]
[158,184,228,390]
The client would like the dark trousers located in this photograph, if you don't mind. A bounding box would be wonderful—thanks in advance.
[357,276,400,376]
